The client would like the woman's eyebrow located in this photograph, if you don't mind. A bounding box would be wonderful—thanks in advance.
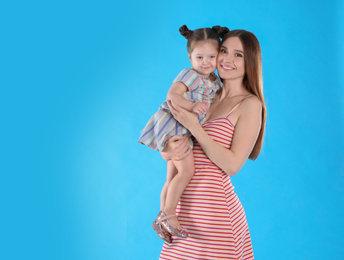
[221,46,244,54]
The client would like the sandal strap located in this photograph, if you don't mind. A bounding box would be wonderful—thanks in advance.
[158,214,176,223]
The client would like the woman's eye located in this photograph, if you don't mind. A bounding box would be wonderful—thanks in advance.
[235,53,243,57]
[220,49,227,54]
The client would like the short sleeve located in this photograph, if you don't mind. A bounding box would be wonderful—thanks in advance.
[212,73,222,91]
[173,68,200,89]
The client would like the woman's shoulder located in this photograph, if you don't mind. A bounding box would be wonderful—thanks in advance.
[245,94,261,103]
[240,95,262,114]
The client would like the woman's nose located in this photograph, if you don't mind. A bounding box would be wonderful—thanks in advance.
[222,54,233,63]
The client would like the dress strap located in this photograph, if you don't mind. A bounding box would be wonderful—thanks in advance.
[225,95,253,118]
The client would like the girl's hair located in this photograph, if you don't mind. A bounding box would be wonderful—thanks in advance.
[221,29,267,160]
[179,25,229,55]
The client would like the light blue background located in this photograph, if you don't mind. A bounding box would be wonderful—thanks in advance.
[1,0,343,259]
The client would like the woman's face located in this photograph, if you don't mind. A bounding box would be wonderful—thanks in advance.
[217,37,245,81]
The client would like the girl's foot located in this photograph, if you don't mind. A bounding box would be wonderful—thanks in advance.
[158,210,188,238]
[164,214,181,229]
[152,211,172,243]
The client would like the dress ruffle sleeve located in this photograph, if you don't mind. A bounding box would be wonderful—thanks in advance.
[173,68,200,90]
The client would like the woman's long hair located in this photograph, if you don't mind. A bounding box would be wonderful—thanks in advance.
[222,30,267,160]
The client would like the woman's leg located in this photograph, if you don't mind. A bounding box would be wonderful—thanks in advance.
[160,161,178,210]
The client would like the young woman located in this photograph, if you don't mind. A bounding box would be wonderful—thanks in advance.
[159,28,266,260]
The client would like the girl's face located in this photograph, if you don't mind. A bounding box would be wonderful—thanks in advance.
[189,40,218,78]
[217,37,245,81]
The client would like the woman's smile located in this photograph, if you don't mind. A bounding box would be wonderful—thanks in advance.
[220,64,235,71]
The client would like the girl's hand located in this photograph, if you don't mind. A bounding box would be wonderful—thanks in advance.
[192,101,209,115]
[161,135,191,161]
[168,100,199,131]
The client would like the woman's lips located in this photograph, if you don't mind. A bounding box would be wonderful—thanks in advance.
[221,64,235,71]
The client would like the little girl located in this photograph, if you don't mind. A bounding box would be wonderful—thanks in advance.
[138,25,229,243]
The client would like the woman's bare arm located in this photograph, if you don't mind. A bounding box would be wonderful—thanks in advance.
[168,97,262,176]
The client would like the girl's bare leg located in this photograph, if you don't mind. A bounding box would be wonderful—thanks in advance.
[163,151,194,228]
[160,161,178,210]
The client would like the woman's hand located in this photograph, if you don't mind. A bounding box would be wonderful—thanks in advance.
[167,99,200,132]
[161,135,191,161]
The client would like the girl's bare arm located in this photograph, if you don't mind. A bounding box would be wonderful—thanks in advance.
[166,82,194,111]
[167,82,208,114]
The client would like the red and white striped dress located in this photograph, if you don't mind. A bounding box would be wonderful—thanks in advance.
[160,98,254,260]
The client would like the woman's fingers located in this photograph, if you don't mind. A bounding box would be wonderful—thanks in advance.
[161,135,191,161]
[180,136,192,155]
[178,135,190,148]
[172,135,191,161]
[169,135,183,142]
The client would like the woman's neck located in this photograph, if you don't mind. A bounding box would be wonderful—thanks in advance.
[218,79,249,101]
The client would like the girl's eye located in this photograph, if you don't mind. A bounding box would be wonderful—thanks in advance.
[210,56,216,59]
[197,56,203,59]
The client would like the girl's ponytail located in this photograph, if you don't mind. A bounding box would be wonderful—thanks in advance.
[179,25,193,39]
[212,25,230,39]
[180,25,229,55]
